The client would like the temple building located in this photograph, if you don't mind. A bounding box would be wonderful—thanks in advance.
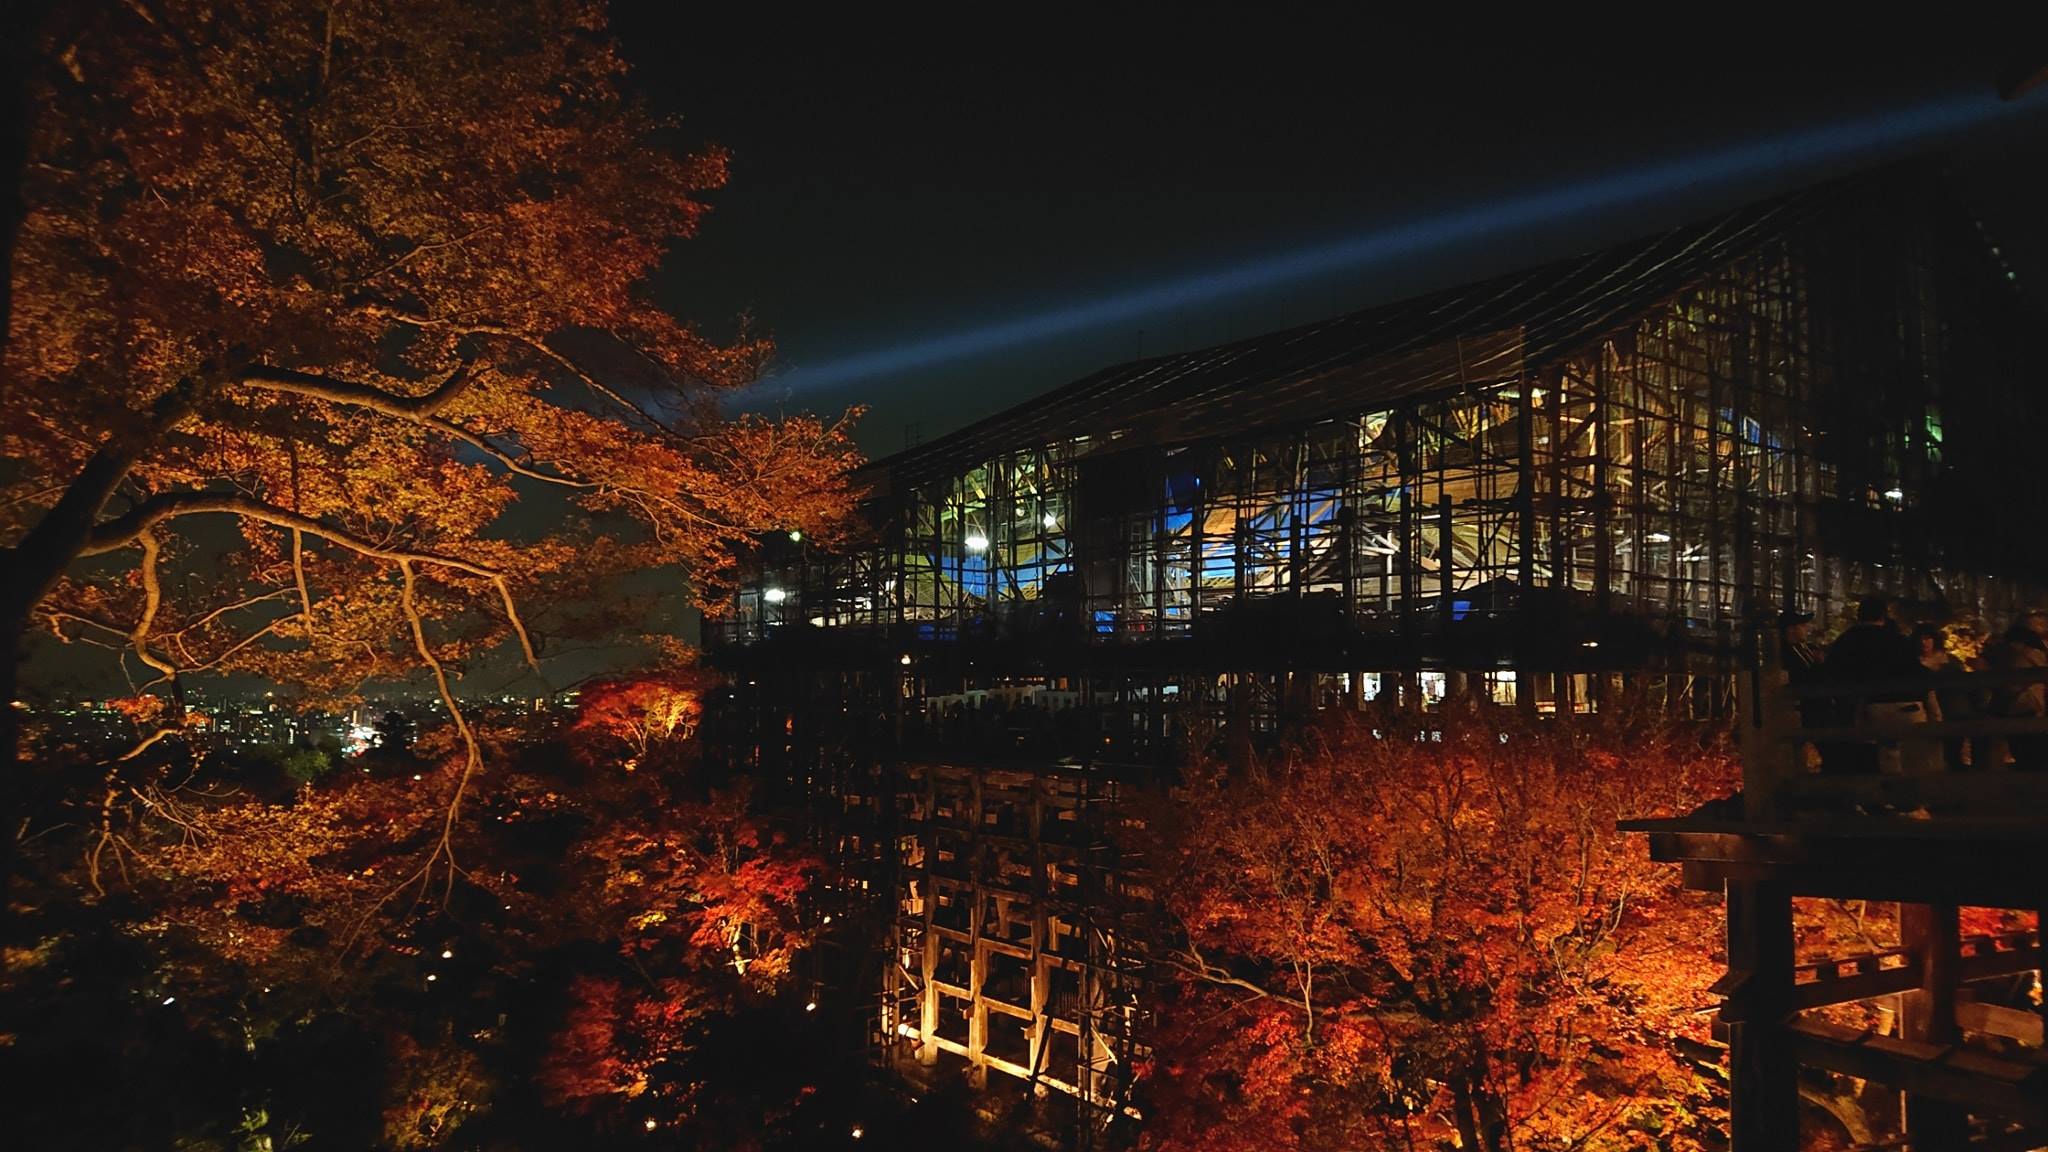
[709,163,2046,1141]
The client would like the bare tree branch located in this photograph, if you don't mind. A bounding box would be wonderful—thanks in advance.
[81,492,504,579]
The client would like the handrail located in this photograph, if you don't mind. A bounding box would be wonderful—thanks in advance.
[1773,717,2048,743]
[1739,667,2048,819]
[1778,668,2048,701]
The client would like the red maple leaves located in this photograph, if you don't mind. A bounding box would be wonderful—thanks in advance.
[1142,698,1739,1152]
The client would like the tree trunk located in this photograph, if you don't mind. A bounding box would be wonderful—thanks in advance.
[1451,1076,1484,1151]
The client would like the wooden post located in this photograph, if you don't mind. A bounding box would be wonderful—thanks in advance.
[918,768,940,1065]
[966,769,988,1087]
[1739,663,1790,821]
[1899,902,1966,1143]
[1027,769,1050,1096]
[1726,879,1798,1149]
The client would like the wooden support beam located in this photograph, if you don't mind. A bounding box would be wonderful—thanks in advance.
[1955,999,2046,1046]
[918,769,940,1064]
[966,769,988,1087]
[1027,768,1051,1098]
[1900,902,1969,1143]
[1786,1019,2048,1128]
[1727,880,1799,1150]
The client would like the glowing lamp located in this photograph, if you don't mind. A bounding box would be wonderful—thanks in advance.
[788,529,803,542]
[644,1118,658,1132]
[899,654,912,666]
[1042,512,1059,530]
[1645,532,1671,543]
[851,1126,864,1140]
[805,1000,818,1012]
[763,587,788,604]
[1883,487,1905,501]
[963,532,989,553]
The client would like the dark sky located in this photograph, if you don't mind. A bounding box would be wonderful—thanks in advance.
[606,16,2048,458]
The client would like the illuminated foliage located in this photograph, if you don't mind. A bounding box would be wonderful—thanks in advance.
[15,670,825,1148]
[1140,698,1739,1152]
[569,670,710,770]
[1,0,862,822]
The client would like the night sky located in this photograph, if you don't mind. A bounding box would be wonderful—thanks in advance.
[608,17,2048,458]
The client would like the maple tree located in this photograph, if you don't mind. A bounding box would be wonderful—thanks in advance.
[568,669,711,772]
[1139,697,1740,1152]
[6,670,835,1148]
[0,0,862,895]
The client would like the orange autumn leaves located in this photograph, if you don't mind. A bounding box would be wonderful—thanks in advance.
[1143,700,1739,1152]
[5,0,861,706]
[569,671,708,771]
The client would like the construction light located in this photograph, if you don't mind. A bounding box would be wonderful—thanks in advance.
[964,533,989,553]
[763,587,788,604]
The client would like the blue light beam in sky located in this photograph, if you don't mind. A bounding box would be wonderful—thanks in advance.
[767,87,2044,395]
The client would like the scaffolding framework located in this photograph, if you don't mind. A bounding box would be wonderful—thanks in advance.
[875,760,1149,1143]
[1625,671,2048,1147]
[718,174,2042,713]
[709,167,2047,1147]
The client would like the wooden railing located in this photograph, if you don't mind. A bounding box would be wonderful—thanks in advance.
[1739,668,2048,820]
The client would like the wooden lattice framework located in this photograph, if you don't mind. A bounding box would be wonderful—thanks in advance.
[1624,671,2048,1147]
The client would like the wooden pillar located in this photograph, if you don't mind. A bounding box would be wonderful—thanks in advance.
[965,769,988,1086]
[1726,879,1797,1150]
[918,769,940,1065]
[1026,769,1050,1096]
[1738,664,1789,821]
[1900,902,1967,1144]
